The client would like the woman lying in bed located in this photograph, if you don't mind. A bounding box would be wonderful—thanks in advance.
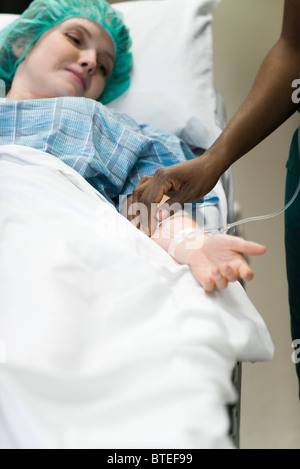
[0,0,266,292]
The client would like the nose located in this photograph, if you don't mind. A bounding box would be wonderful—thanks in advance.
[78,50,97,75]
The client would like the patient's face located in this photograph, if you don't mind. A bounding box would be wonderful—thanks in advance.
[7,18,115,100]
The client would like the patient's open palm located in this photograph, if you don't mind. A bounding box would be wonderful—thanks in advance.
[188,234,266,292]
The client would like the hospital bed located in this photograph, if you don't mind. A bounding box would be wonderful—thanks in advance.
[0,0,274,449]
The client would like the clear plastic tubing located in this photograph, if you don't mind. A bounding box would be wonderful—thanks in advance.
[204,176,300,234]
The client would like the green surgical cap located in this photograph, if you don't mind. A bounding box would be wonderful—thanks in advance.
[0,0,132,104]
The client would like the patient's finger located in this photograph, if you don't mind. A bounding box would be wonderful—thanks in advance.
[219,264,239,283]
[239,264,254,282]
[195,271,216,292]
[201,279,216,292]
[211,268,228,290]
[229,237,266,256]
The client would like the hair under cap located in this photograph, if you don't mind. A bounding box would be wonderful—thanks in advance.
[0,0,132,104]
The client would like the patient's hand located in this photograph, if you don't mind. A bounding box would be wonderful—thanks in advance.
[124,196,266,292]
[181,234,266,292]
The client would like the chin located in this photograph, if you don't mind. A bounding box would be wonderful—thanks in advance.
[56,89,81,98]
[47,81,83,98]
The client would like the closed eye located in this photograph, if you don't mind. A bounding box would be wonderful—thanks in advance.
[98,62,108,77]
[97,53,114,78]
[65,33,82,46]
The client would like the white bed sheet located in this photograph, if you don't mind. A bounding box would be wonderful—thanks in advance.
[0,145,274,449]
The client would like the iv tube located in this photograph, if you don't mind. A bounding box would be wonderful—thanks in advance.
[204,176,300,234]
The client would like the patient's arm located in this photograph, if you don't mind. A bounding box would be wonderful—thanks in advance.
[124,195,266,292]
[151,212,266,292]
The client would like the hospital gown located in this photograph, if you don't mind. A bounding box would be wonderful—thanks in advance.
[0,96,218,208]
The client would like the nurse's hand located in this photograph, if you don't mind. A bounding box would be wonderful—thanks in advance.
[131,155,222,235]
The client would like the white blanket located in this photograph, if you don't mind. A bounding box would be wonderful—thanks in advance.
[0,145,274,449]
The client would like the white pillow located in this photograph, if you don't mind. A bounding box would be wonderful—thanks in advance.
[0,14,18,29]
[0,0,221,140]
[109,0,221,139]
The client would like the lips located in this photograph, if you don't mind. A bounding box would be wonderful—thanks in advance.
[65,68,87,90]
